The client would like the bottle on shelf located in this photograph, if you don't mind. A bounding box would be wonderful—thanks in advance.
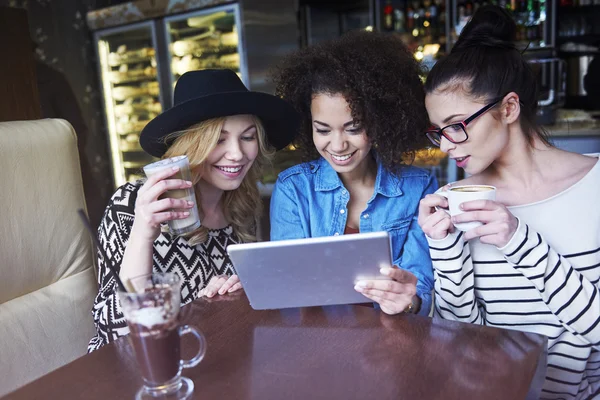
[384,0,395,31]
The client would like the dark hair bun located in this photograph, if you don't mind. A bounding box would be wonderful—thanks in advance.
[452,5,517,53]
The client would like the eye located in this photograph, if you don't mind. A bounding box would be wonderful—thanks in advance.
[242,135,256,141]
[444,123,463,133]
[346,126,363,134]
[217,137,226,144]
[315,129,330,134]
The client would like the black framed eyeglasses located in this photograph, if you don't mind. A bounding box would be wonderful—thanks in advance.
[425,97,503,147]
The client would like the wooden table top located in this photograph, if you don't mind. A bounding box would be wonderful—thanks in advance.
[2,292,547,400]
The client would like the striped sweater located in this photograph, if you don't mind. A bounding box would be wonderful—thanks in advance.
[429,155,600,400]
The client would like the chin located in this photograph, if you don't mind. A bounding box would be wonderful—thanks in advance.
[463,160,490,176]
[218,180,245,191]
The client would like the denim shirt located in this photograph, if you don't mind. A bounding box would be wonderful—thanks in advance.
[270,156,437,316]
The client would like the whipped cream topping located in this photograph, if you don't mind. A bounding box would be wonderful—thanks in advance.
[128,306,170,327]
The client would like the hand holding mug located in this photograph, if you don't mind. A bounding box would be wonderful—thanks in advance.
[132,165,195,242]
[452,200,518,248]
[418,191,455,240]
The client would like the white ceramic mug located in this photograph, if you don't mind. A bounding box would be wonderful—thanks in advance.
[438,185,497,232]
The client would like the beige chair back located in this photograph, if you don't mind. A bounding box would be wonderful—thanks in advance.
[0,119,97,396]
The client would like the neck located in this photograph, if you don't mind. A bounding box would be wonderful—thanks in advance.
[486,126,554,189]
[195,179,225,225]
[338,153,377,190]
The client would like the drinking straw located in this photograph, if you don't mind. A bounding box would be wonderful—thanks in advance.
[77,209,129,293]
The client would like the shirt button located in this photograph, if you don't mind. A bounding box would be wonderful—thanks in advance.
[341,189,348,195]
[340,209,345,214]
[363,214,370,219]
[334,232,340,236]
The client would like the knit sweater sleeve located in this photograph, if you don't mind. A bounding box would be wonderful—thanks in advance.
[428,232,484,324]
[87,183,138,352]
[499,218,600,347]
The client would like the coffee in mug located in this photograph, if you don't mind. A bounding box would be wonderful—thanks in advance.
[449,186,494,193]
[438,185,497,231]
[143,155,201,235]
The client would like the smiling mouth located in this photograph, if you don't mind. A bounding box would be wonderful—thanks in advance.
[329,151,356,162]
[215,166,243,173]
[454,156,469,162]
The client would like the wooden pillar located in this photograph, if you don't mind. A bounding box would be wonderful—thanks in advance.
[0,7,41,122]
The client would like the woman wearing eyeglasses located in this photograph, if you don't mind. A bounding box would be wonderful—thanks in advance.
[418,5,600,399]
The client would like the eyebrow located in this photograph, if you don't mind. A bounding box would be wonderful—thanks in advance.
[313,120,357,128]
[442,114,465,124]
[221,125,256,134]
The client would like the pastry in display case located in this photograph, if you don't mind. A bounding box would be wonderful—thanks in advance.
[96,24,162,186]
[165,6,244,90]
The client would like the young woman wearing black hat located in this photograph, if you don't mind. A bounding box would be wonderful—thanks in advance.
[418,6,600,398]
[88,69,299,351]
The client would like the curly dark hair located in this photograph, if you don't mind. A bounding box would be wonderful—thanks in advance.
[271,30,430,172]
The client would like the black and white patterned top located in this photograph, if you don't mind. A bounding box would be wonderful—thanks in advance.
[87,182,239,352]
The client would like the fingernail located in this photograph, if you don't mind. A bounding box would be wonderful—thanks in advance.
[207,291,214,297]
[172,166,180,171]
[356,281,367,288]
[218,288,225,295]
[354,285,363,292]
[380,268,392,276]
[186,181,193,186]
[183,211,190,216]
[187,201,194,206]
[459,204,464,210]
[228,287,236,293]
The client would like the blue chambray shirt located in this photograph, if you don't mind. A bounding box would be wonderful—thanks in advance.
[270,156,437,316]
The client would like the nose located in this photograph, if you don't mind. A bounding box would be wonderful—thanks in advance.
[439,136,456,154]
[329,132,347,154]
[224,139,244,161]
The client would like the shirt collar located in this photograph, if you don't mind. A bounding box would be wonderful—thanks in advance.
[314,155,403,197]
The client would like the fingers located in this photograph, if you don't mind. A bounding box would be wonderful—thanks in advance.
[147,197,194,214]
[142,178,193,203]
[138,166,182,196]
[362,294,410,315]
[354,268,417,297]
[227,282,243,293]
[451,210,495,225]
[217,275,241,295]
[199,275,228,298]
[147,210,191,226]
[199,275,242,298]
[381,267,418,286]
[459,199,499,212]
[421,209,453,240]
[419,194,449,216]
[463,220,517,247]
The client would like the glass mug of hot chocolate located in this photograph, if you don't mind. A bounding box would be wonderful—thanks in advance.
[118,272,206,400]
[143,155,201,235]
[438,185,497,231]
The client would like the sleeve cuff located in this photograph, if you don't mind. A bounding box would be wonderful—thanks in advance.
[496,217,525,257]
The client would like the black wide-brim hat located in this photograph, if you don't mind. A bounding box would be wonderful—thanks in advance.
[140,69,300,157]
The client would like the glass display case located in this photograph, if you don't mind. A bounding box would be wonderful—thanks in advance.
[95,22,163,186]
[164,5,246,94]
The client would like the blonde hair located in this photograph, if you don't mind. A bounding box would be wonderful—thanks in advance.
[163,116,273,245]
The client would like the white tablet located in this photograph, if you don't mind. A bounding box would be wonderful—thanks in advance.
[227,231,393,310]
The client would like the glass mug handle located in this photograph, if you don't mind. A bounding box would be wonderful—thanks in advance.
[179,324,206,369]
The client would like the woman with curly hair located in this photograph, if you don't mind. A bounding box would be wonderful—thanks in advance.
[269,30,436,316]
[88,69,299,351]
